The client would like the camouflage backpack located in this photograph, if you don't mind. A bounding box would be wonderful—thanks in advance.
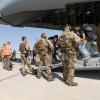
[58,35,71,48]
[35,38,49,55]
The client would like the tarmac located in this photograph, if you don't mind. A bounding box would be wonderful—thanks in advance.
[0,62,100,100]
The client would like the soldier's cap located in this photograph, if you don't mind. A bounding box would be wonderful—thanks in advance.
[41,33,47,38]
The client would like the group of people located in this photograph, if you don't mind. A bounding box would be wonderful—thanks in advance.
[18,25,90,86]
[0,24,99,87]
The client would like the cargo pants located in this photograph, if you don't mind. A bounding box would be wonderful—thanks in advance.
[35,54,52,79]
[2,56,12,70]
[21,54,34,74]
[62,52,77,84]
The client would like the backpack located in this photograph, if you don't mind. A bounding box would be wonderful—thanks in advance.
[35,38,49,55]
[58,35,71,48]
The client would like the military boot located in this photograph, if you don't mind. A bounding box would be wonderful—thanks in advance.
[29,67,35,75]
[63,78,67,82]
[37,72,42,79]
[47,78,54,82]
[67,82,78,86]
[37,73,42,79]
[47,77,54,82]
[20,68,27,76]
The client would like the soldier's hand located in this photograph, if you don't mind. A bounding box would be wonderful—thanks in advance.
[80,39,84,44]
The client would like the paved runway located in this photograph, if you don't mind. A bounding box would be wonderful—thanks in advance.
[0,62,100,100]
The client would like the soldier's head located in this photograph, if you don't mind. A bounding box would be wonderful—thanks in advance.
[3,43,7,49]
[3,43,7,47]
[7,41,12,49]
[41,33,47,39]
[22,36,27,44]
[7,42,11,45]
[74,25,81,31]
[64,25,71,32]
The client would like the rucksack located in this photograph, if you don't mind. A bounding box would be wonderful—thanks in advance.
[58,35,71,48]
[35,38,49,54]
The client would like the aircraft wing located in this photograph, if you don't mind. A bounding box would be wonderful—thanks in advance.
[0,0,98,27]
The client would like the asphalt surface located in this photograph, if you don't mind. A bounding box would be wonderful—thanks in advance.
[0,62,100,100]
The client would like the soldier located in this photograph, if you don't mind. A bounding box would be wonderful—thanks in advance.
[57,25,81,86]
[34,33,54,82]
[19,36,34,76]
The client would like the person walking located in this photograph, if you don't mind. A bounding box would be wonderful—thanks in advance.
[19,36,34,76]
[57,25,81,86]
[1,43,12,71]
[34,33,54,81]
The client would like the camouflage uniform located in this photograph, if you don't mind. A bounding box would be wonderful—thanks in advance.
[35,37,53,81]
[19,43,34,76]
[21,54,34,73]
[57,27,80,86]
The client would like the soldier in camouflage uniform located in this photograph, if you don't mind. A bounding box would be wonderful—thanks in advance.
[57,25,81,86]
[34,33,54,81]
[19,36,34,76]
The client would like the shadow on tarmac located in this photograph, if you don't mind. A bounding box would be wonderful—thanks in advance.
[75,70,100,80]
[52,67,100,81]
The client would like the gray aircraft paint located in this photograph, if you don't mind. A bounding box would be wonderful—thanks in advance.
[0,0,97,16]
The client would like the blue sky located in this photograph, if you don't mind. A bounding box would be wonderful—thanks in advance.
[0,24,63,51]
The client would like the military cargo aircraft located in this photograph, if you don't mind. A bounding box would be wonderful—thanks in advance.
[0,0,99,27]
[0,0,100,70]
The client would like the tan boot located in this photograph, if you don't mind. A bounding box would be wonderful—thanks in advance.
[37,76,41,79]
[37,73,42,79]
[20,68,27,76]
[29,67,35,75]
[67,82,78,86]
[47,78,54,82]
